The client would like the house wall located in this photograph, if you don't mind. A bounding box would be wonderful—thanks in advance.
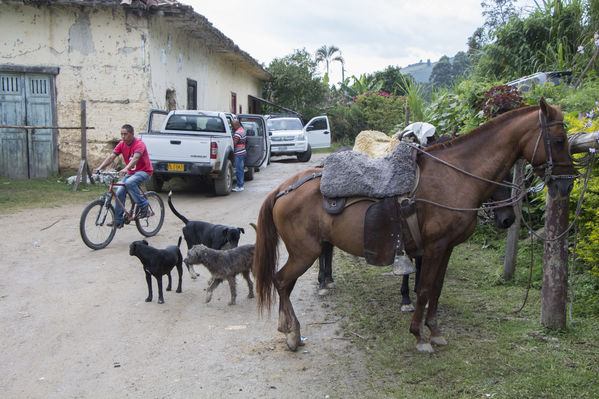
[1,2,265,172]
[146,16,263,113]
[0,3,151,170]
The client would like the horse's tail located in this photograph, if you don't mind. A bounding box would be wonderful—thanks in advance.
[253,190,279,314]
[167,191,189,225]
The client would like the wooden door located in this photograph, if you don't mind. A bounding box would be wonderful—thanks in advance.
[0,73,56,178]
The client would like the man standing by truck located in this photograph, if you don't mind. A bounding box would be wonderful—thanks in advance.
[93,124,153,227]
[231,118,247,192]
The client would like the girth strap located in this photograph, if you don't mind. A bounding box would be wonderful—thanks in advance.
[275,172,322,200]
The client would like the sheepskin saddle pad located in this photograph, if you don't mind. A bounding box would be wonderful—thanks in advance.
[320,142,416,199]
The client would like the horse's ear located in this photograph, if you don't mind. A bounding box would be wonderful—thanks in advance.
[539,97,550,117]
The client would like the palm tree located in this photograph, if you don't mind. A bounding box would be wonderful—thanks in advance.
[315,45,344,79]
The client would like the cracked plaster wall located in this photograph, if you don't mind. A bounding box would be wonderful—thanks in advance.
[1,3,263,171]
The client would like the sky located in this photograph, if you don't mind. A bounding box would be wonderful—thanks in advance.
[182,0,537,85]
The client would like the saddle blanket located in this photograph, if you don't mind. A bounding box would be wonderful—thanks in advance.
[320,141,416,199]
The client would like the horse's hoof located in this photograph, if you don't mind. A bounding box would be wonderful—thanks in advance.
[286,331,301,351]
[431,336,448,346]
[317,288,329,296]
[400,304,415,312]
[416,342,434,353]
[325,281,336,289]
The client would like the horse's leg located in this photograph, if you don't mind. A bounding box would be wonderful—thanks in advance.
[400,274,414,312]
[425,248,453,347]
[414,255,422,293]
[317,242,334,296]
[410,246,448,353]
[275,253,317,351]
[324,245,335,289]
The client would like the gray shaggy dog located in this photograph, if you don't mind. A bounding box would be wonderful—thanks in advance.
[184,244,254,305]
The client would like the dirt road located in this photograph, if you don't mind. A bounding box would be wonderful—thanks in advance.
[0,153,366,398]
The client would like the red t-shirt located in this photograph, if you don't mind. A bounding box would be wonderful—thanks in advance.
[113,137,153,176]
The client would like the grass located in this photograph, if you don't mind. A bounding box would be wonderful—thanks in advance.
[328,228,599,398]
[0,175,106,214]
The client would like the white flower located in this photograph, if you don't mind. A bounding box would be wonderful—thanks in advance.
[578,45,585,54]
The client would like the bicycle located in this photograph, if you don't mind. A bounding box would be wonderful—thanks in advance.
[80,171,165,250]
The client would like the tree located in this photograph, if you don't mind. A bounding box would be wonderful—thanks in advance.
[481,0,517,33]
[373,66,411,96]
[473,1,587,79]
[452,51,470,79]
[338,73,383,99]
[265,49,328,120]
[429,56,453,87]
[315,45,344,80]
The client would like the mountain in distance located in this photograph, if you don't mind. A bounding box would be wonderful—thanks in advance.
[400,60,434,84]
[401,56,459,84]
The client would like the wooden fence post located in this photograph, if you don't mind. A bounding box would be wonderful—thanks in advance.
[540,131,598,327]
[503,159,524,280]
[541,191,570,328]
[73,100,93,191]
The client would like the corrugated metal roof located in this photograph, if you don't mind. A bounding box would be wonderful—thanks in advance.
[7,0,272,80]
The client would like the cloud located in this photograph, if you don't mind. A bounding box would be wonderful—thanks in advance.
[182,0,533,83]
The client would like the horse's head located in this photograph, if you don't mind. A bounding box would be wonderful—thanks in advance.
[524,98,576,199]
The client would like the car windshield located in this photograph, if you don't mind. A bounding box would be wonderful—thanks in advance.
[165,115,225,132]
[267,118,303,131]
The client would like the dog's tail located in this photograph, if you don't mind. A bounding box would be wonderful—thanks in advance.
[177,236,182,248]
[249,222,257,232]
[168,191,189,224]
[253,190,279,315]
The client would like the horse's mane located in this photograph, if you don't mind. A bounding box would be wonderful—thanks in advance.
[424,105,540,152]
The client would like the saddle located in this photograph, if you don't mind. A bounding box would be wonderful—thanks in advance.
[322,194,422,266]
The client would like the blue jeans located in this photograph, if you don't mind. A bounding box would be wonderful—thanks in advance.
[114,171,150,223]
[234,154,246,188]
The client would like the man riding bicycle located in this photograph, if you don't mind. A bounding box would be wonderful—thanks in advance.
[93,124,153,228]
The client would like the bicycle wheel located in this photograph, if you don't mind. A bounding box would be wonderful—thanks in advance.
[136,191,164,237]
[80,199,117,249]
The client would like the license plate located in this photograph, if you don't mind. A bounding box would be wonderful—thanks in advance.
[167,163,184,171]
[276,146,289,151]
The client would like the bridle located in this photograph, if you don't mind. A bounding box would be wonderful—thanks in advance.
[533,110,577,184]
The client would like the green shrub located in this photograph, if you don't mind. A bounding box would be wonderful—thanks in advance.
[424,79,496,135]
[566,102,599,277]
[327,103,367,145]
[327,91,405,145]
[477,85,525,119]
[352,91,406,134]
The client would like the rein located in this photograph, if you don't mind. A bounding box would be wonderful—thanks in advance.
[407,110,578,213]
[405,142,524,212]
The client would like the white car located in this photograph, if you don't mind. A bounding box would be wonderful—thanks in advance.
[507,71,572,92]
[266,114,331,162]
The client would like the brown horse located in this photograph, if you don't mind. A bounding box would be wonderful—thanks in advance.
[253,98,575,353]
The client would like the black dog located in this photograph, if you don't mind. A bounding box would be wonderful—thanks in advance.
[168,191,245,278]
[129,237,183,304]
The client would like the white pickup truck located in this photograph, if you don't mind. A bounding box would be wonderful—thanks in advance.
[140,110,269,195]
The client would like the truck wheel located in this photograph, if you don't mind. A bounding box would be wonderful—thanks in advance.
[214,162,233,196]
[297,145,312,162]
[244,166,254,181]
[145,174,164,192]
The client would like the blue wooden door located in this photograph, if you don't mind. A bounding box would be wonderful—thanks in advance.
[0,73,55,179]
[0,73,28,178]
